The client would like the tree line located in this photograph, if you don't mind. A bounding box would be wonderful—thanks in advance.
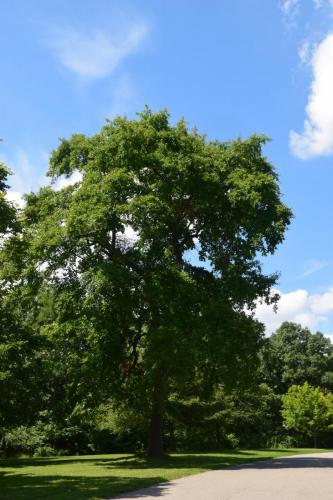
[3,109,329,458]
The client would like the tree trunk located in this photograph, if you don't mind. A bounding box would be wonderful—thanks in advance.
[169,421,177,451]
[214,423,221,450]
[148,397,164,457]
[313,432,318,448]
[147,368,167,457]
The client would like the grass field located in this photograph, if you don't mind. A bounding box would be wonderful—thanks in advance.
[0,449,329,500]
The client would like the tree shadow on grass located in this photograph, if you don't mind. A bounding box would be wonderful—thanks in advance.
[0,450,255,470]
[103,452,263,471]
[0,455,130,468]
[0,471,166,500]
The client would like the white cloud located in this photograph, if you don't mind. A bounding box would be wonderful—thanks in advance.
[48,22,148,80]
[309,288,333,313]
[55,170,83,190]
[255,287,333,335]
[5,190,24,208]
[290,32,333,158]
[124,225,139,242]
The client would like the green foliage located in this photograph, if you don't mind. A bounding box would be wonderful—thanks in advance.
[0,420,104,457]
[0,293,43,428]
[1,321,333,455]
[1,424,57,457]
[165,383,281,450]
[260,322,333,393]
[0,162,16,235]
[282,382,333,446]
[266,434,300,449]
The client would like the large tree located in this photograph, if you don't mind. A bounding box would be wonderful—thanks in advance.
[0,109,292,455]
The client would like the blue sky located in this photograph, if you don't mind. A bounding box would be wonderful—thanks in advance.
[1,0,333,336]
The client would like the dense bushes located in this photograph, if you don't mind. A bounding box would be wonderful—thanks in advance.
[0,423,92,457]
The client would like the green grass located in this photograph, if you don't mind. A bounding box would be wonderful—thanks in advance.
[0,449,330,500]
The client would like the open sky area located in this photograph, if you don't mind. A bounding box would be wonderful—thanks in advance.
[1,0,333,337]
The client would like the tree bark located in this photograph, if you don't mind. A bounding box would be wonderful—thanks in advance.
[169,421,177,451]
[147,368,167,457]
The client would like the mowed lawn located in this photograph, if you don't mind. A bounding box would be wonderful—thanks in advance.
[0,449,329,500]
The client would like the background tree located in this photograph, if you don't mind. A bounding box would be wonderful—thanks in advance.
[0,162,16,233]
[261,322,333,393]
[0,296,42,430]
[0,162,42,433]
[0,109,292,456]
[165,383,280,450]
[282,383,333,447]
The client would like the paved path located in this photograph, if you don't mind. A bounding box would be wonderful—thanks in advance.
[113,452,333,499]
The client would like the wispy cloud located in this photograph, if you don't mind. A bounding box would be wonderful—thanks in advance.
[281,0,332,17]
[279,0,301,27]
[313,0,333,8]
[290,32,333,158]
[48,22,148,81]
[104,74,141,120]
[298,39,314,65]
[280,0,300,16]
[0,148,49,205]
[296,259,329,279]
[256,287,333,335]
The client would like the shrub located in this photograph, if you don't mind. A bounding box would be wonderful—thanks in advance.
[1,424,56,457]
